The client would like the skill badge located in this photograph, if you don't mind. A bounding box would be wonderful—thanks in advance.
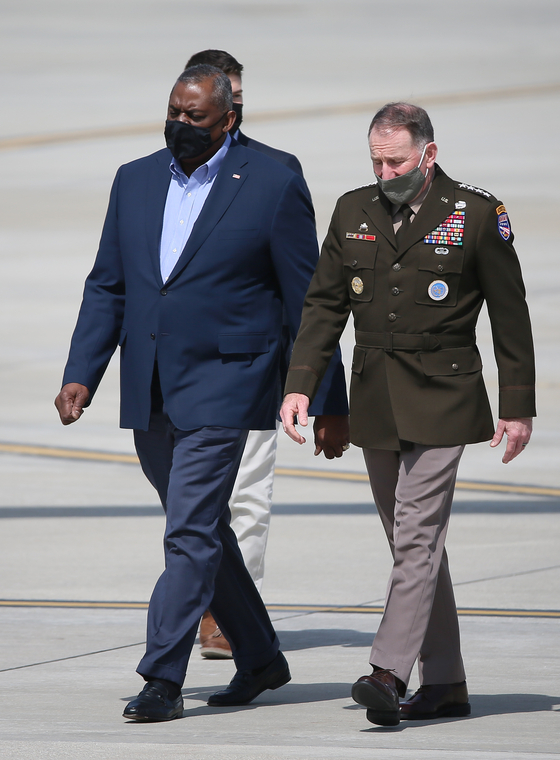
[428,280,449,301]
[351,277,364,294]
[497,211,511,241]
[434,247,449,255]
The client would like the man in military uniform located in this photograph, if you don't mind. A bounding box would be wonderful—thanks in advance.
[280,103,535,727]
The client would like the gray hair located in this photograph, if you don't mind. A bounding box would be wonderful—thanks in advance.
[368,102,434,148]
[174,64,233,111]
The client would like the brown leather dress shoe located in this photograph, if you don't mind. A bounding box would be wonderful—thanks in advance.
[351,669,402,726]
[199,610,233,659]
[400,681,470,720]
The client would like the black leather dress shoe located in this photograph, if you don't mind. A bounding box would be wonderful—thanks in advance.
[351,669,401,726]
[400,681,470,720]
[123,681,184,721]
[207,651,291,706]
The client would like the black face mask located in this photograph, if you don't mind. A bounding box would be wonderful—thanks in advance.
[164,113,227,161]
[231,102,243,133]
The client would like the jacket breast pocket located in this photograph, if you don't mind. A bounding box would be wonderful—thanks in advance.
[342,244,377,302]
[414,249,464,307]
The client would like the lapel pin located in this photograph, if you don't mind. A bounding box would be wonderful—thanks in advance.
[232,174,241,179]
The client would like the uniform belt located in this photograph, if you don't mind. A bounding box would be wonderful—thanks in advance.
[355,331,473,352]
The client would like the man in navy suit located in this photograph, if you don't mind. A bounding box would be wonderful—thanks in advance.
[183,49,308,659]
[55,65,348,721]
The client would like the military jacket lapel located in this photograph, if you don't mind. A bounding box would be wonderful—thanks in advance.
[361,187,396,250]
[395,168,457,256]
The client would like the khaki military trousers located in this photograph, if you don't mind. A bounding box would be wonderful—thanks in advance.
[363,444,466,687]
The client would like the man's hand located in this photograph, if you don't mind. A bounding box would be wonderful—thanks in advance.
[280,392,310,444]
[54,383,90,425]
[313,415,351,459]
[490,417,533,464]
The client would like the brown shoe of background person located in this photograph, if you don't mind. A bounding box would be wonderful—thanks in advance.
[199,610,233,659]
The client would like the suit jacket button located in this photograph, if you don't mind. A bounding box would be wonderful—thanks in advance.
[391,287,400,296]
[160,289,167,296]
[150,333,155,340]
[388,313,397,322]
[437,264,444,272]
[352,259,358,267]
[452,363,459,370]
[392,263,401,271]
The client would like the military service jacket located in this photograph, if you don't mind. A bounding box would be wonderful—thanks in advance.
[285,165,536,450]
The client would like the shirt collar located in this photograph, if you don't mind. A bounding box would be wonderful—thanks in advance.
[169,132,232,185]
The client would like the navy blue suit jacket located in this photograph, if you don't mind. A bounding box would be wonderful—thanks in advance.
[63,140,347,431]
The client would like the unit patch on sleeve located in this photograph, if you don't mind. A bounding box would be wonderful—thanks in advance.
[497,208,511,241]
[424,211,465,246]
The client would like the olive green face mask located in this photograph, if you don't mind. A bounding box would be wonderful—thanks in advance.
[374,144,428,205]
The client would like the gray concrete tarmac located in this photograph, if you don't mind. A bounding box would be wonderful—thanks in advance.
[1,1,559,758]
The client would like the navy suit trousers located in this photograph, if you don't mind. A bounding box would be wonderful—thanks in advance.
[133,386,279,685]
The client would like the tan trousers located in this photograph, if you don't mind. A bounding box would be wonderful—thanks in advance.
[363,444,466,687]
[229,424,279,592]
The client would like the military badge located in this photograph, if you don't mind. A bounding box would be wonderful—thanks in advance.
[424,211,465,246]
[434,247,449,255]
[497,211,511,241]
[455,200,466,210]
[359,223,369,231]
[351,277,364,294]
[428,280,449,301]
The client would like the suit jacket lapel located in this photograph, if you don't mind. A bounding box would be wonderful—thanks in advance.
[166,142,249,283]
[144,149,172,288]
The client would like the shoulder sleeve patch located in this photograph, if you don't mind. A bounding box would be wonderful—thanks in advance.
[497,209,511,241]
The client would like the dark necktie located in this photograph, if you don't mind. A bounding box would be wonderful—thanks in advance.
[396,204,414,244]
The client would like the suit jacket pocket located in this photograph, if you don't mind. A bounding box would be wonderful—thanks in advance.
[343,245,377,302]
[218,333,269,354]
[420,346,482,376]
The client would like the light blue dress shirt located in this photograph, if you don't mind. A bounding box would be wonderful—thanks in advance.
[159,132,232,283]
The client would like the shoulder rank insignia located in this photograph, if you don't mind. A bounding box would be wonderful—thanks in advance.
[424,211,465,246]
[457,182,492,198]
[497,207,511,241]
[346,232,376,241]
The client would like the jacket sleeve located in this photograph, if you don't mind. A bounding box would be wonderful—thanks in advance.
[284,198,352,403]
[270,175,348,415]
[61,167,126,399]
[475,201,536,418]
